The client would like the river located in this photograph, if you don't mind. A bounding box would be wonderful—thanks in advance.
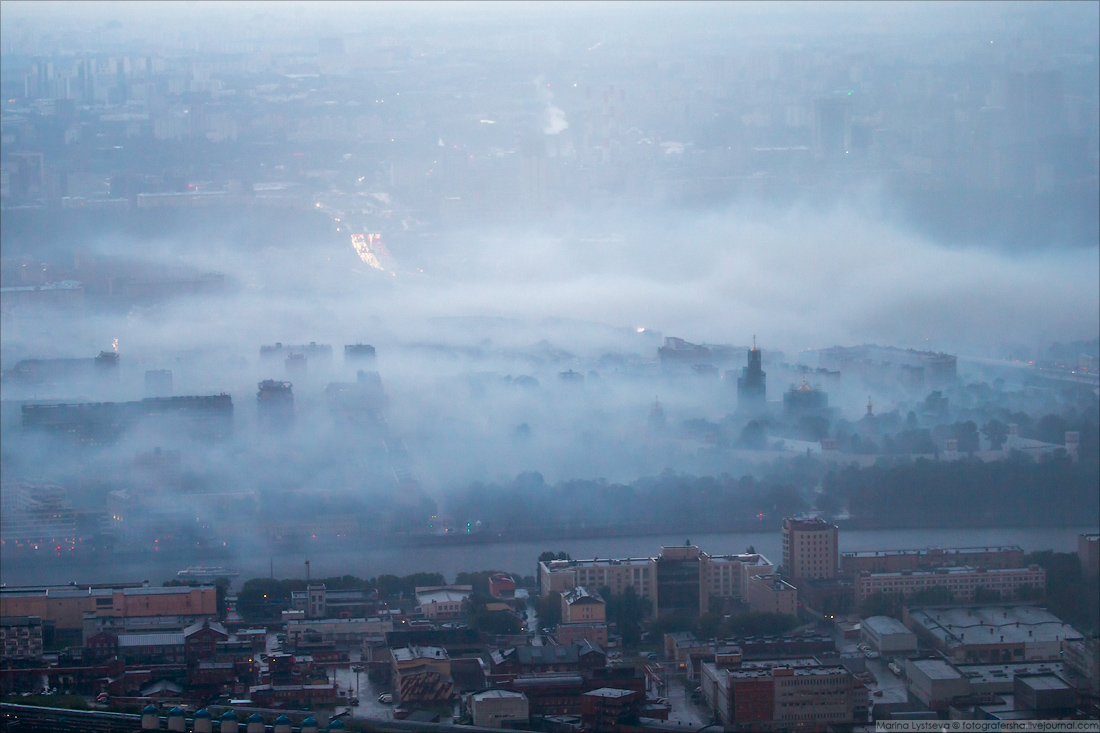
[1,525,1095,589]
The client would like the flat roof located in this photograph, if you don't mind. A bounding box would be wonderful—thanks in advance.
[118,633,184,647]
[909,606,1083,647]
[844,546,1023,558]
[861,566,1041,579]
[956,662,1064,686]
[1018,674,1072,691]
[910,659,963,681]
[862,616,913,636]
[392,645,448,662]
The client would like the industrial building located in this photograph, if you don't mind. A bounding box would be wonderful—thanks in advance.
[861,615,918,654]
[905,605,1084,662]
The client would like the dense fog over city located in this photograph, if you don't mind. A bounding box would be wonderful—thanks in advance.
[1,1,1097,584]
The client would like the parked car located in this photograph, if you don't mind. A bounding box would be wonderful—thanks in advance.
[643,652,657,660]
[377,693,393,704]
[864,650,880,659]
[95,693,109,703]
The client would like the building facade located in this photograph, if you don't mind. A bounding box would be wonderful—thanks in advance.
[782,517,839,582]
[745,574,798,616]
[855,565,1046,604]
[841,546,1026,575]
[539,546,773,618]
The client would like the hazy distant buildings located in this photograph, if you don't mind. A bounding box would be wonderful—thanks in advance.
[144,368,172,397]
[344,343,376,362]
[256,380,293,429]
[647,398,666,433]
[783,380,828,416]
[260,342,333,362]
[21,394,232,442]
[736,341,767,414]
[2,350,118,386]
[813,95,851,159]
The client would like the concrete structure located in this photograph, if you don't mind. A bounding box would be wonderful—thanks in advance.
[539,546,773,618]
[1079,534,1099,578]
[1,583,217,631]
[415,585,472,619]
[905,605,1084,662]
[1063,636,1099,695]
[841,546,1026,575]
[290,585,378,619]
[745,573,798,616]
[580,687,640,729]
[861,615,918,654]
[700,659,856,726]
[905,658,971,711]
[0,616,43,662]
[286,617,392,647]
[955,661,1067,696]
[856,565,1046,603]
[1015,673,1077,712]
[782,517,839,581]
[470,689,529,728]
[556,622,608,648]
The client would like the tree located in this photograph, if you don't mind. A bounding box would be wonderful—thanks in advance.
[532,592,562,630]
[982,419,1009,450]
[951,421,980,454]
[739,420,767,449]
[464,593,521,636]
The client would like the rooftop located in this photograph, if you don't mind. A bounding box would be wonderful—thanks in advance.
[909,658,963,681]
[955,662,1064,686]
[392,645,448,662]
[862,615,913,636]
[909,606,1083,647]
[472,690,526,701]
[118,633,185,647]
[860,565,1042,579]
[416,588,471,605]
[844,546,1024,558]
[1017,674,1073,692]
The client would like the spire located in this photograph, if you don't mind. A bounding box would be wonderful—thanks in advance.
[751,335,758,352]
[866,396,873,417]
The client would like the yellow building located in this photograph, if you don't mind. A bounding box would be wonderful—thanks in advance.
[1,583,218,631]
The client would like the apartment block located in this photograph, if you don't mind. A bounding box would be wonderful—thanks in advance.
[782,517,838,581]
[855,565,1045,604]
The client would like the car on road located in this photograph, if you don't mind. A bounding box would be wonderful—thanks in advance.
[643,652,657,660]
[864,650,880,659]
[377,693,393,704]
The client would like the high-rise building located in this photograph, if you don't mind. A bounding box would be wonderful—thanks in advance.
[257,380,293,430]
[736,339,766,414]
[782,517,839,582]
